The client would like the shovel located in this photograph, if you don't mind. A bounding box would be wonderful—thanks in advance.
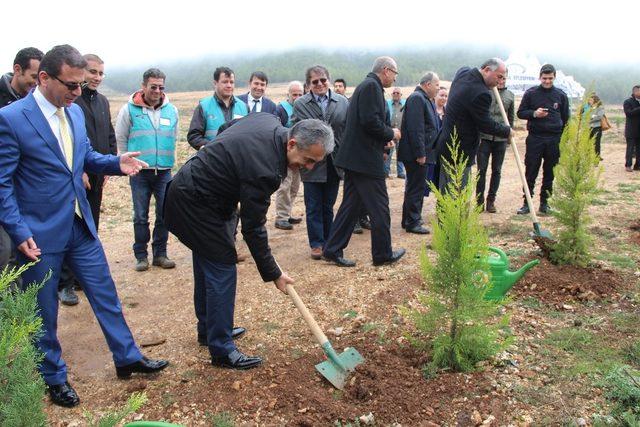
[492,86,554,246]
[286,284,364,389]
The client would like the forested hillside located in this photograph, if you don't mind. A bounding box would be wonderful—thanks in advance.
[105,47,637,103]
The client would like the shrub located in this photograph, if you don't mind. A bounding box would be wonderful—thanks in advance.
[85,392,147,427]
[0,264,47,426]
[550,92,602,266]
[402,137,511,373]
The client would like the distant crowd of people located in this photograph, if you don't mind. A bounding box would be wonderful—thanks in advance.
[0,44,638,409]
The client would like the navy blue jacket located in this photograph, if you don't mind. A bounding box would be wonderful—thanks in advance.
[517,85,570,136]
[434,67,510,166]
[239,93,277,115]
[623,96,640,139]
[398,86,440,165]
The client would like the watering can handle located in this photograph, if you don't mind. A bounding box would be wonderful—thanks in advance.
[286,284,330,347]
[488,246,508,264]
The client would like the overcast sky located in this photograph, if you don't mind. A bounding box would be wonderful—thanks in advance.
[2,0,636,71]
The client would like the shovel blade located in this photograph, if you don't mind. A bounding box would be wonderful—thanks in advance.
[315,347,364,389]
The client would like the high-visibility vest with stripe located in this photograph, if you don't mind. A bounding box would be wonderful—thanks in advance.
[200,96,248,140]
[279,101,293,127]
[127,103,177,168]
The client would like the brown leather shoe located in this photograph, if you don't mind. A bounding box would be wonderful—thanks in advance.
[485,200,497,213]
[310,247,322,260]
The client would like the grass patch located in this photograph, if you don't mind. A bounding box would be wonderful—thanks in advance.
[617,183,640,193]
[612,312,640,335]
[596,251,637,270]
[207,411,235,427]
[361,322,378,333]
[590,198,608,206]
[545,328,594,352]
[519,296,542,309]
[263,322,280,334]
[589,226,618,239]
[623,340,640,366]
[341,309,358,319]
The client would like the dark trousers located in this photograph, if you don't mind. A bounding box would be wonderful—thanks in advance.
[438,165,471,194]
[192,252,237,358]
[625,137,640,169]
[590,128,603,158]
[401,161,427,229]
[0,226,20,287]
[523,134,560,202]
[130,169,171,260]
[476,139,507,203]
[19,216,142,385]
[323,171,392,263]
[303,166,340,249]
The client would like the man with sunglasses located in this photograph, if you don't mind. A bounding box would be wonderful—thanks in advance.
[115,68,179,272]
[322,56,405,267]
[0,44,169,408]
[291,66,349,260]
[57,53,117,306]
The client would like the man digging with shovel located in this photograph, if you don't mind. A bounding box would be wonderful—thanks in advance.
[164,114,333,370]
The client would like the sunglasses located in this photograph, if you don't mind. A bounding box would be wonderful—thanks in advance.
[51,74,82,91]
[147,84,165,91]
[311,78,328,86]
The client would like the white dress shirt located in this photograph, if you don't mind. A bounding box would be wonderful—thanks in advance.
[33,86,74,157]
[249,96,263,113]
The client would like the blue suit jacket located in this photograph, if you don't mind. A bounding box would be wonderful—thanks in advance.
[0,92,122,253]
[238,93,278,115]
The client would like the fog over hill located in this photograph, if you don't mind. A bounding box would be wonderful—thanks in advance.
[104,47,638,104]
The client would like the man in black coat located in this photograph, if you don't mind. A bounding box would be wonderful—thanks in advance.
[238,71,277,115]
[58,53,119,305]
[623,85,640,171]
[434,58,511,192]
[164,114,334,370]
[398,72,441,235]
[322,56,405,267]
[516,63,570,214]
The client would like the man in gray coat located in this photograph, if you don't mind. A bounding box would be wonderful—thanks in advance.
[292,65,349,260]
[475,70,514,213]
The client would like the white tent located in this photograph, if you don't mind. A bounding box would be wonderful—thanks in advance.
[505,52,585,99]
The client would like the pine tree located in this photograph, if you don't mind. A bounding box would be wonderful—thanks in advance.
[403,136,511,373]
[550,92,602,267]
[0,264,47,426]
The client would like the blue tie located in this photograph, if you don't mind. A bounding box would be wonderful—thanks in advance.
[251,99,259,113]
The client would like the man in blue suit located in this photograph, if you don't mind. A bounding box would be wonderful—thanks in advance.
[238,71,277,115]
[0,45,169,408]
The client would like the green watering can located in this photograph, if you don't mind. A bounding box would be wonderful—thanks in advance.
[482,247,539,301]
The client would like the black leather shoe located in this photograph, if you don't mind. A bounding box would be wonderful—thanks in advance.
[516,204,530,215]
[211,349,262,370]
[58,286,79,306]
[198,327,246,346]
[115,356,169,379]
[373,248,406,266]
[322,254,356,267]
[288,216,302,224]
[352,223,363,234]
[275,220,293,230]
[538,202,551,215]
[48,381,80,408]
[406,225,431,235]
[359,219,372,230]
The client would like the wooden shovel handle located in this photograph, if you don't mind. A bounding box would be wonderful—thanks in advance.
[492,86,540,224]
[286,284,329,347]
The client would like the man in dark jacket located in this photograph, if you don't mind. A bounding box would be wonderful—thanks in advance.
[322,56,404,267]
[0,47,43,289]
[516,63,570,215]
[623,85,640,172]
[434,58,511,192]
[58,53,118,306]
[164,114,334,370]
[292,65,349,260]
[476,70,515,213]
[238,71,277,114]
[398,71,441,234]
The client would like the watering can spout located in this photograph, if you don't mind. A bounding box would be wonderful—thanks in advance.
[504,259,540,289]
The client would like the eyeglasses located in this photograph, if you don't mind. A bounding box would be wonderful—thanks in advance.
[51,74,82,91]
[386,67,399,76]
[310,78,328,86]
[147,84,165,91]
